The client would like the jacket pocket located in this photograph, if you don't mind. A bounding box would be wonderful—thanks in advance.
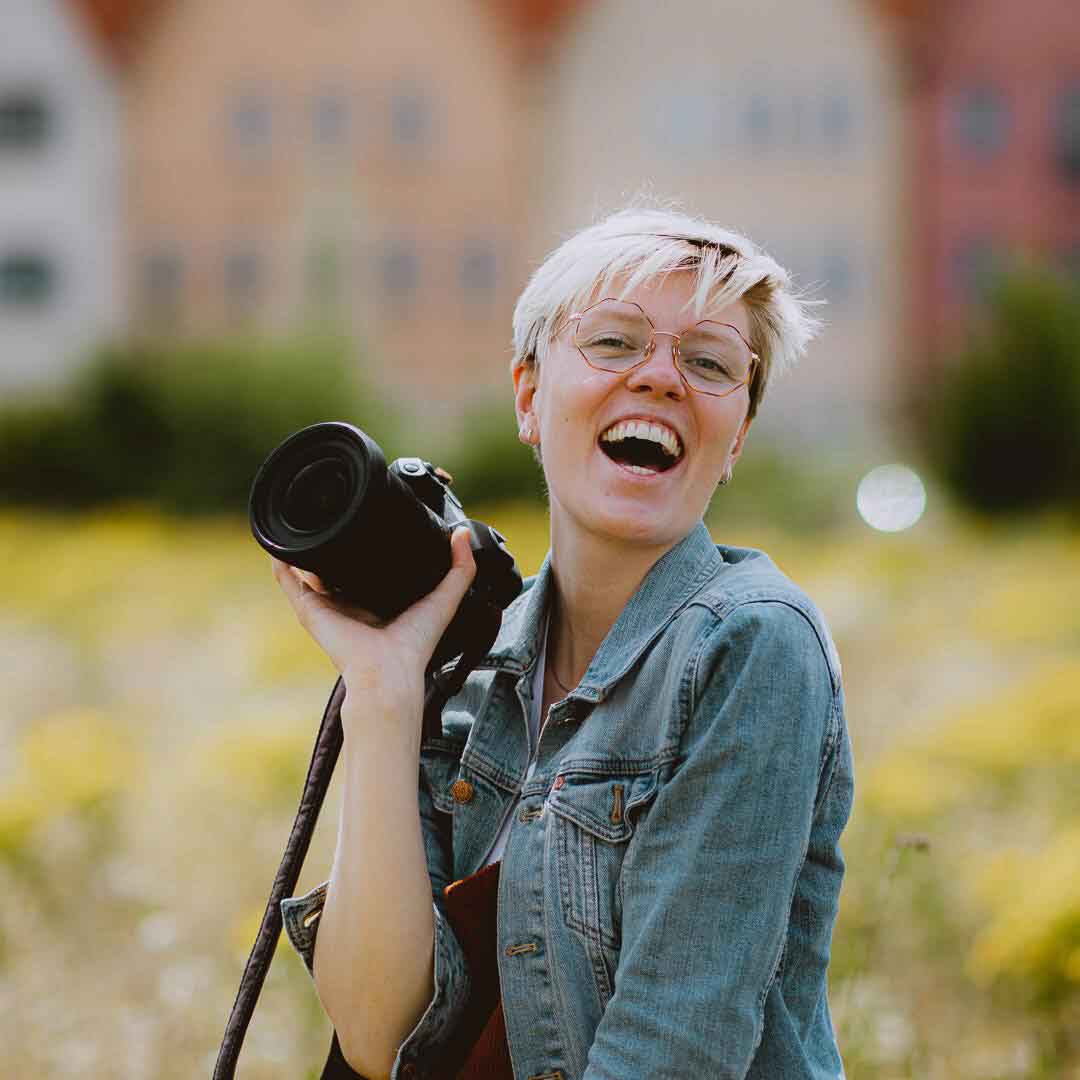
[547,771,658,952]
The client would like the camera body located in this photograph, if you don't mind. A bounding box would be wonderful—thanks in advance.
[249,422,522,669]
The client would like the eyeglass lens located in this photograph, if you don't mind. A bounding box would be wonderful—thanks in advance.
[573,300,751,392]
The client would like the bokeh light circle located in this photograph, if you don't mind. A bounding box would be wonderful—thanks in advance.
[856,464,927,532]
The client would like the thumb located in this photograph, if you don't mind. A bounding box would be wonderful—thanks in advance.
[395,525,477,647]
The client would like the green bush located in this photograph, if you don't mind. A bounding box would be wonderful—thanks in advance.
[706,446,861,535]
[924,268,1080,515]
[0,338,398,515]
[437,401,546,508]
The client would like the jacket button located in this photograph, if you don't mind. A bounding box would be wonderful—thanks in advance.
[552,775,565,790]
[401,1064,418,1080]
[450,779,474,804]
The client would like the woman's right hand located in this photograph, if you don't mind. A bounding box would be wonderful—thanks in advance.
[270,526,477,721]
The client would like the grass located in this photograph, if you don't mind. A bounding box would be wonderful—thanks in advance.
[0,503,1077,1077]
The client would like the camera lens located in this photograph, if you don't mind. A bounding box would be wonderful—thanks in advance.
[282,458,350,533]
[250,422,451,619]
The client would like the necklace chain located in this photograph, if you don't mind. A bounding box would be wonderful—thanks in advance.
[545,614,575,695]
[548,661,574,696]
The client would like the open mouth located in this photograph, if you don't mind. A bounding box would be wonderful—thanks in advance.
[598,420,684,475]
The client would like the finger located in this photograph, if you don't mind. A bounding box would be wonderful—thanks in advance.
[397,526,476,638]
[271,557,301,601]
[271,558,331,624]
[272,557,384,627]
[295,569,329,595]
[271,559,327,599]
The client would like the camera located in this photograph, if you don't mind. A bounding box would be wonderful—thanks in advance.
[249,421,523,668]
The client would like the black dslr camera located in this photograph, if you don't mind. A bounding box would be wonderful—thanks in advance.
[248,421,523,669]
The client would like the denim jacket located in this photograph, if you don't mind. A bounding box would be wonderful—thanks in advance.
[282,521,855,1080]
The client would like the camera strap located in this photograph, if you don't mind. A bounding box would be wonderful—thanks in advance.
[212,601,504,1080]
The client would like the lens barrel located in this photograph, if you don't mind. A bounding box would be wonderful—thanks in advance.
[249,422,451,620]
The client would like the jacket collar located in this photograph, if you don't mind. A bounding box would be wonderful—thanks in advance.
[483,520,723,702]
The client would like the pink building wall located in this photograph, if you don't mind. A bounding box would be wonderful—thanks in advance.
[887,0,1080,367]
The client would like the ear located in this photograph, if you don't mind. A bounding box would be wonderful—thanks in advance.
[728,414,752,468]
[513,357,540,446]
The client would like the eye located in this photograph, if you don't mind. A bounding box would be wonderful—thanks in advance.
[682,353,731,377]
[585,333,637,350]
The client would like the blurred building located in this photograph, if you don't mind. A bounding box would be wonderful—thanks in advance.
[110,0,554,420]
[526,0,909,452]
[877,0,1080,366]
[0,0,123,396]
[6,0,920,455]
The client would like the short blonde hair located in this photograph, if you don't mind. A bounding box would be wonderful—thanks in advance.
[511,206,824,419]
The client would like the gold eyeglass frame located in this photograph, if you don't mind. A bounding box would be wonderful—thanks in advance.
[565,298,759,399]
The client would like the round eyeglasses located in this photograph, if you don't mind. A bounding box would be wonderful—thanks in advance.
[565,298,758,398]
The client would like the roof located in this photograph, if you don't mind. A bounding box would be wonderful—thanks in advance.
[484,0,589,62]
[70,0,585,65]
[69,0,153,63]
[870,0,941,30]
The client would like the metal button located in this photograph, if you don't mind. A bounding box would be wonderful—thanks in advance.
[450,779,474,804]
[552,775,565,790]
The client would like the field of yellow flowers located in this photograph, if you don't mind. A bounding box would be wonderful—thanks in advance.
[1,504,1077,1078]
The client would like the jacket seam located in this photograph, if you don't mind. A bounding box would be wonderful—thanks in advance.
[812,699,847,817]
[689,594,842,697]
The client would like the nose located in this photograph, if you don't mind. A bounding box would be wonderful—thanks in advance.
[626,331,686,400]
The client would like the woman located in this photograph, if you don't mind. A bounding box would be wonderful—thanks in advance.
[273,207,855,1079]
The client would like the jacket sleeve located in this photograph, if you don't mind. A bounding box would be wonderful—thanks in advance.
[582,602,845,1079]
[279,748,471,1076]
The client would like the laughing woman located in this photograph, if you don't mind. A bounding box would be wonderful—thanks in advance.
[273,207,854,1080]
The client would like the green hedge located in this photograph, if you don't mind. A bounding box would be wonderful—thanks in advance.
[923,268,1080,516]
[438,402,546,508]
[0,338,398,515]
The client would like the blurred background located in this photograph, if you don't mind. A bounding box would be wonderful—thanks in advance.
[1,0,1078,1076]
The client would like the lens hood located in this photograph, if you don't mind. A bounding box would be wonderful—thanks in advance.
[249,421,383,563]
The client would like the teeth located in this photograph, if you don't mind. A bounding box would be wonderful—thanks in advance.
[600,419,683,459]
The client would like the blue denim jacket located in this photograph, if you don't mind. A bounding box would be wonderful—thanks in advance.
[282,521,854,1079]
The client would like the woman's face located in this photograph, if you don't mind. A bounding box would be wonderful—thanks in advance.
[514,271,753,553]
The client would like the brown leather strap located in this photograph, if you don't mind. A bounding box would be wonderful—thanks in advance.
[213,676,348,1079]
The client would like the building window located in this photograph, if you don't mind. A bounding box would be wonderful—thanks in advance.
[380,242,419,302]
[741,93,772,149]
[391,88,431,148]
[0,251,57,307]
[952,85,1009,159]
[459,241,497,297]
[312,90,350,150]
[0,90,51,151]
[224,249,263,315]
[1054,81,1080,185]
[141,251,183,320]
[228,91,272,157]
[821,89,854,150]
